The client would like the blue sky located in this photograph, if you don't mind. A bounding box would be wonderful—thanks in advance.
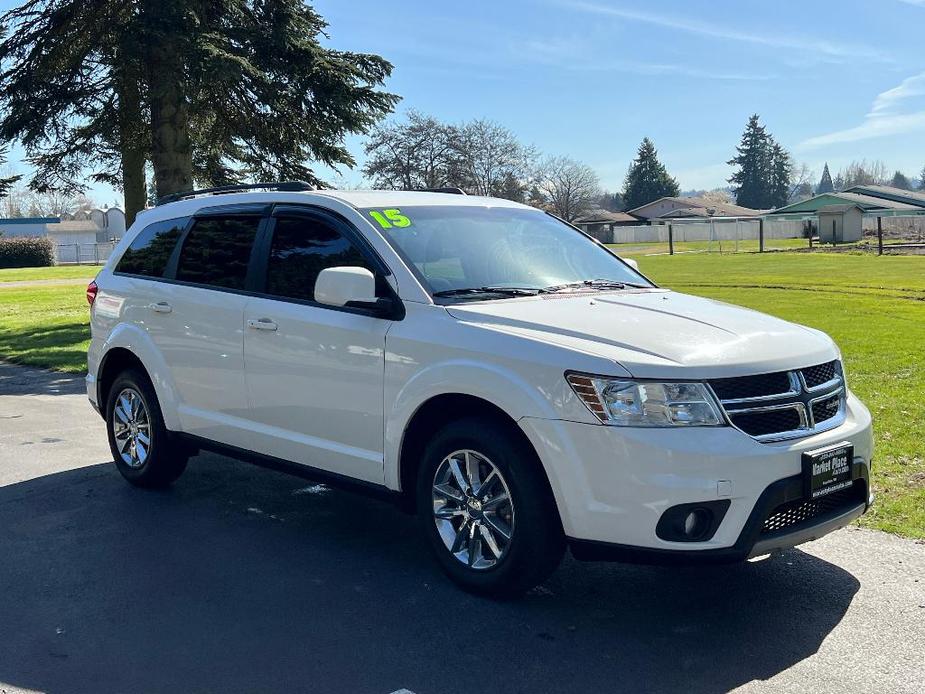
[5,0,925,204]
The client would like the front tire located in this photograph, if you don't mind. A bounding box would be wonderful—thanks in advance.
[416,416,565,597]
[106,369,189,488]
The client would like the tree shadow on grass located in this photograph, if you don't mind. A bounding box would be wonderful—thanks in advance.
[0,322,89,375]
[0,453,860,694]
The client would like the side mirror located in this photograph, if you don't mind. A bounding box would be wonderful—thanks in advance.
[315,266,377,308]
[623,258,640,271]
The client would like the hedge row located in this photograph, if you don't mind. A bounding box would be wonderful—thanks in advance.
[0,236,55,268]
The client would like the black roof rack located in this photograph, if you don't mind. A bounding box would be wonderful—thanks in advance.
[416,187,466,195]
[156,181,314,206]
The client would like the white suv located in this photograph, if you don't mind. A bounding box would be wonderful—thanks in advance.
[87,183,873,596]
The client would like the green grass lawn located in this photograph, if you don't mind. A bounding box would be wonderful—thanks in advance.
[609,237,810,257]
[0,282,91,372]
[1,258,923,537]
[635,253,925,538]
[0,265,100,282]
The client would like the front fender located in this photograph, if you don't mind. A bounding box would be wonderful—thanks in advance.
[98,323,182,431]
[383,358,580,489]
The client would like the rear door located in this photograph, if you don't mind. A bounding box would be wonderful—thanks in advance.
[242,206,393,484]
[157,210,265,447]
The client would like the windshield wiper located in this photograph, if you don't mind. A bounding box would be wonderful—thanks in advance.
[433,286,543,299]
[543,279,650,293]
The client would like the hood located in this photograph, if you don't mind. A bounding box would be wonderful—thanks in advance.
[445,289,838,379]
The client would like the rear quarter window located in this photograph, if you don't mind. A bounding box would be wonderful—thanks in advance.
[115,217,187,277]
[175,216,261,290]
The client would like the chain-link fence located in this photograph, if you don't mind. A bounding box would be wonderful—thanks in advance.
[55,242,117,265]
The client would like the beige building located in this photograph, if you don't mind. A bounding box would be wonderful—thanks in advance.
[627,196,762,221]
[817,204,863,243]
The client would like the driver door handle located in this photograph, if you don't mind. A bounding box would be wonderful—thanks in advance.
[149,302,172,314]
[247,318,278,331]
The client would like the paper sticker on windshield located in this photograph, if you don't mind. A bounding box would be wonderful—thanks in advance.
[369,208,411,229]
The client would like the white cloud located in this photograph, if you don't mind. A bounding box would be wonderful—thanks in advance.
[800,72,925,148]
[869,72,925,116]
[561,1,891,63]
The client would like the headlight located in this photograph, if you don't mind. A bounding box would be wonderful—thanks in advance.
[566,373,725,427]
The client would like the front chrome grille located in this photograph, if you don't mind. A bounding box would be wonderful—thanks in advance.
[708,361,846,442]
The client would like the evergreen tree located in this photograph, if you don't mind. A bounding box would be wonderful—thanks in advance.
[622,137,680,210]
[494,171,527,203]
[727,114,772,209]
[890,171,912,190]
[816,163,835,194]
[0,1,398,225]
[597,191,624,212]
[919,166,925,191]
[768,142,793,208]
[0,145,21,198]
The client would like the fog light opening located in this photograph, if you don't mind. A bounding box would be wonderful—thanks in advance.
[683,508,712,539]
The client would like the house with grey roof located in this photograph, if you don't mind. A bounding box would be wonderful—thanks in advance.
[626,196,763,222]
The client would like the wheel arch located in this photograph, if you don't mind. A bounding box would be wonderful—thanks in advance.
[395,393,560,526]
[95,324,181,430]
[97,348,150,412]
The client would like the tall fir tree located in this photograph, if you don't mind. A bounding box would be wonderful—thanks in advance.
[768,142,793,208]
[727,114,772,209]
[0,0,398,225]
[816,163,835,194]
[622,137,680,210]
[0,145,21,198]
[890,171,912,190]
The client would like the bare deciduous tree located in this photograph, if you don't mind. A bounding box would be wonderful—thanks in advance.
[452,119,534,197]
[535,156,600,222]
[836,160,889,189]
[789,162,815,202]
[363,110,458,190]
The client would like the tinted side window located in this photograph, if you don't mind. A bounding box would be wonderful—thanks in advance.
[115,218,186,277]
[176,217,261,289]
[265,216,372,302]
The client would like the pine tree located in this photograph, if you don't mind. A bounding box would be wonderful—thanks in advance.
[727,115,773,209]
[890,171,912,190]
[768,142,793,208]
[920,166,925,191]
[622,137,680,210]
[816,163,835,194]
[0,1,398,225]
[0,145,20,199]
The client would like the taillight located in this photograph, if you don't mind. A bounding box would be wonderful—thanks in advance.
[86,281,98,306]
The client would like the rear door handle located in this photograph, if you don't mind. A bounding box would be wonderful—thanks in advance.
[150,302,172,314]
[247,318,278,331]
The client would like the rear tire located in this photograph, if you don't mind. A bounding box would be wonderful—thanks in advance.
[106,369,189,488]
[416,416,565,597]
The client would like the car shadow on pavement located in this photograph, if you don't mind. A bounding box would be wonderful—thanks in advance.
[0,452,860,694]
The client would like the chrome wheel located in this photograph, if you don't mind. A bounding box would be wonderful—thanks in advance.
[432,449,515,570]
[112,388,151,469]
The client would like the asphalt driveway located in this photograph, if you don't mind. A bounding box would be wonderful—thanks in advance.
[0,361,923,694]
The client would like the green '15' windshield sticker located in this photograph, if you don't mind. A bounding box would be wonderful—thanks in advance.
[369,208,411,229]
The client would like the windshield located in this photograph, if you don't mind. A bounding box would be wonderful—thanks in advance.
[362,205,652,299]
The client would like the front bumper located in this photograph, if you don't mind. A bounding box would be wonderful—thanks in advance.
[569,461,870,564]
[518,391,873,561]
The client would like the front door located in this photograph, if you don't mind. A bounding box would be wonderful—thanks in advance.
[242,207,392,484]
